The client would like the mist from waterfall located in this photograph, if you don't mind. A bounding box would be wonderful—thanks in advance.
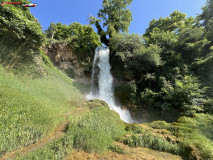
[87,46,133,123]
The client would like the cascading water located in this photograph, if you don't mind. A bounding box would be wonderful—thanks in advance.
[87,46,133,123]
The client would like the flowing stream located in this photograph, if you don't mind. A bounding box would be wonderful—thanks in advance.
[87,46,133,123]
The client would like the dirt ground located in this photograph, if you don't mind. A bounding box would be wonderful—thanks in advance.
[67,142,182,160]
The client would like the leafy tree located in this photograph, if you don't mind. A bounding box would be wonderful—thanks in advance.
[199,0,213,44]
[45,23,57,39]
[45,22,101,64]
[177,26,210,64]
[110,33,144,62]
[0,0,45,62]
[199,0,213,27]
[46,23,101,49]
[109,33,144,80]
[144,11,209,65]
[141,75,206,114]
[144,11,195,37]
[90,0,133,45]
[111,10,211,115]
[46,23,70,40]
[115,81,137,105]
[206,19,213,42]
[145,28,178,49]
[131,44,162,74]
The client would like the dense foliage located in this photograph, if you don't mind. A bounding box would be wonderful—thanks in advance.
[199,0,213,44]
[45,22,101,63]
[111,8,213,116]
[0,0,45,63]
[89,0,132,45]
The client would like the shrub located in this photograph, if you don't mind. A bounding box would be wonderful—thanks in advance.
[141,75,206,114]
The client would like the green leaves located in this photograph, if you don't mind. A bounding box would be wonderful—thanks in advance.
[46,22,101,52]
[109,5,213,116]
[135,44,162,67]
[144,11,189,37]
[0,0,45,62]
[115,81,137,104]
[199,0,213,27]
[98,0,132,33]
[110,33,143,58]
[89,0,132,45]
[45,22,101,65]
[141,75,206,114]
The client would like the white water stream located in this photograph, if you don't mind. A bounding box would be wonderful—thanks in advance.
[87,46,133,123]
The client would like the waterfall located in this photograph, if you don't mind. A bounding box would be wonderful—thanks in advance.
[87,46,132,123]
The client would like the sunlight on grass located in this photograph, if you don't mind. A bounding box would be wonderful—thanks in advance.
[0,65,83,156]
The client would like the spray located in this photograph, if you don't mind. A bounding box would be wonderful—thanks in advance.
[87,46,133,123]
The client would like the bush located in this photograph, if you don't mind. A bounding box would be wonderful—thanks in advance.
[125,123,145,134]
[145,114,213,159]
[0,1,45,62]
[45,22,101,61]
[141,75,206,114]
[115,81,137,105]
[148,121,171,130]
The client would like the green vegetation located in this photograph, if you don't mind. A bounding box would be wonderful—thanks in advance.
[18,135,73,160]
[148,114,213,159]
[0,58,83,156]
[123,114,213,159]
[0,0,45,64]
[45,22,101,64]
[123,133,183,155]
[66,100,126,153]
[15,100,127,158]
[111,8,213,116]
[89,0,133,45]
[124,123,184,155]
[109,145,126,154]
[0,0,213,159]
[199,0,213,44]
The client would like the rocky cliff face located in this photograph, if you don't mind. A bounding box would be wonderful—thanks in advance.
[44,42,91,83]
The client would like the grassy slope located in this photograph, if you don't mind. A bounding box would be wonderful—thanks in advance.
[19,100,183,160]
[18,100,126,159]
[123,114,213,159]
[66,100,126,153]
[0,59,83,157]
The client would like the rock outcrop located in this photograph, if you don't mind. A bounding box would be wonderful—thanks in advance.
[44,42,91,83]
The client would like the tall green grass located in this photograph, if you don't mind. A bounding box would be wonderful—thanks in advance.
[143,114,213,159]
[17,100,127,159]
[0,62,83,157]
[123,131,183,155]
[66,100,126,153]
[124,123,184,155]
[172,114,213,159]
[17,135,73,160]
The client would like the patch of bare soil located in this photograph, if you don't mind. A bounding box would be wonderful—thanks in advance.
[66,142,183,160]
